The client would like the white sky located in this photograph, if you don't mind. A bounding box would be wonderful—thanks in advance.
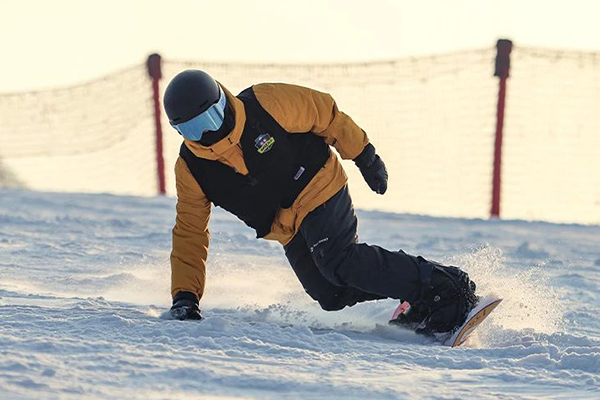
[1,0,600,92]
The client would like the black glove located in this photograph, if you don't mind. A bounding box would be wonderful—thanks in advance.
[169,291,203,321]
[354,143,388,195]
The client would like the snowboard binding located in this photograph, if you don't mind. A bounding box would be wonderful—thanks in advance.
[390,258,478,336]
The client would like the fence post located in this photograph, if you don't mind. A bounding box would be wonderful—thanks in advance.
[146,53,166,196]
[491,39,513,218]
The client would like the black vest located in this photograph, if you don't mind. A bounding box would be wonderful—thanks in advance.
[180,87,330,238]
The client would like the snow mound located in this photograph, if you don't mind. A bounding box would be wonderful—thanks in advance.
[0,158,22,189]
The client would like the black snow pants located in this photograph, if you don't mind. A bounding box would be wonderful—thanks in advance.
[284,185,426,311]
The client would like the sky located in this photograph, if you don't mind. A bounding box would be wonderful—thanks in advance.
[1,0,600,93]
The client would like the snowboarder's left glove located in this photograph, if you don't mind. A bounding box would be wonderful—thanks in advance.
[169,291,203,321]
[354,143,388,195]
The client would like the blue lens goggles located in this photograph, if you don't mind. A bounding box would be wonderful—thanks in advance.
[171,86,227,141]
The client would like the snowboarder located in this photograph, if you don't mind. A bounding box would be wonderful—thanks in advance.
[164,70,478,335]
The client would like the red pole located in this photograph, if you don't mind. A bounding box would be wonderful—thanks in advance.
[491,39,513,218]
[147,53,166,196]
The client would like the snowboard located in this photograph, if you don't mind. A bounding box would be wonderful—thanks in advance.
[390,297,502,347]
[440,297,502,347]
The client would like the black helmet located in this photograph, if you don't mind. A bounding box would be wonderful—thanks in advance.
[163,70,221,125]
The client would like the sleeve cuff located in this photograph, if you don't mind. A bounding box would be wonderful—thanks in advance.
[353,143,376,168]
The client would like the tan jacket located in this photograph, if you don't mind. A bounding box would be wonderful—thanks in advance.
[170,83,370,299]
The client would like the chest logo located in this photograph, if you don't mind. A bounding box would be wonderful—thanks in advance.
[255,133,275,154]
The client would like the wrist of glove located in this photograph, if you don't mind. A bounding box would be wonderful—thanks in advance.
[170,291,203,321]
[354,143,388,195]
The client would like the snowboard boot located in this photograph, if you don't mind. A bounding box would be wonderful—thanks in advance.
[390,258,478,335]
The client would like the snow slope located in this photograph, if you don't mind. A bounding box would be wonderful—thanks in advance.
[1,189,599,400]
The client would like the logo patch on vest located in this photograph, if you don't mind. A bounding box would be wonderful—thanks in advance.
[255,133,275,154]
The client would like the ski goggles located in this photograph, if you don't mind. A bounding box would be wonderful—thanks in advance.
[171,86,227,141]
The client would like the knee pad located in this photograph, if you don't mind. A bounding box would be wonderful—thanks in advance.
[318,297,346,311]
[315,288,361,311]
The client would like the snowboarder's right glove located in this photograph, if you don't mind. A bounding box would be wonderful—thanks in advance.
[354,143,388,195]
[169,291,203,321]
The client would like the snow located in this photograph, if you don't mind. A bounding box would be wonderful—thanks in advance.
[1,188,599,400]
